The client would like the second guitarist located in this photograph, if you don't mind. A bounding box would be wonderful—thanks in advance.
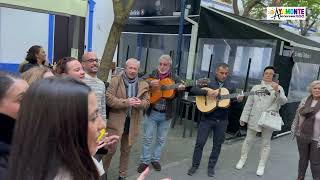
[187,63,243,177]
[137,55,185,173]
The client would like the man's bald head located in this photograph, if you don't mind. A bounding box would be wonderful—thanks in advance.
[81,51,99,75]
[82,52,97,62]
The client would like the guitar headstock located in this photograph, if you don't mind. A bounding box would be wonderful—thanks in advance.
[255,87,270,96]
[196,78,210,86]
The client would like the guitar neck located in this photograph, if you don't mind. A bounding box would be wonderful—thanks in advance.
[160,81,195,90]
[220,91,255,99]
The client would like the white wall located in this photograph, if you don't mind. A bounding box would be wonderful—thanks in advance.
[0,7,49,64]
[85,0,115,59]
[1,1,121,65]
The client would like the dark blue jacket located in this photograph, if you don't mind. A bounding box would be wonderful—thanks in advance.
[190,77,237,121]
[0,113,15,180]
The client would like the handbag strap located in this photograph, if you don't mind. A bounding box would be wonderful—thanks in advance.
[265,92,278,112]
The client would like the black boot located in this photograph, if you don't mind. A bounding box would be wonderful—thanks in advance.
[187,166,198,176]
[208,168,215,177]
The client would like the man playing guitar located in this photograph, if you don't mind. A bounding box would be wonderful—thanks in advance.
[137,55,185,173]
[187,63,243,177]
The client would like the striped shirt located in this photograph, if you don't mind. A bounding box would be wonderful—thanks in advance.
[83,73,107,121]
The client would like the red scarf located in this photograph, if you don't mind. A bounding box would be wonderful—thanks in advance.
[157,70,171,80]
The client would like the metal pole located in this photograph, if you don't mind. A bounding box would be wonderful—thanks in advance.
[207,54,213,78]
[317,65,320,80]
[144,48,149,74]
[244,58,252,92]
[87,0,96,52]
[48,14,54,64]
[175,0,186,75]
[170,50,174,57]
[126,45,130,60]
[184,4,199,80]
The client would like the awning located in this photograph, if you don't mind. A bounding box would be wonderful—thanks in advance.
[123,15,199,35]
[0,0,88,17]
[199,6,320,64]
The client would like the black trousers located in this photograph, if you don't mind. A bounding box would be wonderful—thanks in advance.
[191,118,228,169]
[297,136,320,179]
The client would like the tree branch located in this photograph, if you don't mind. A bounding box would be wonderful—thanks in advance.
[243,0,261,17]
[113,0,124,15]
[125,0,136,12]
[302,19,317,36]
[98,0,136,82]
[258,2,267,7]
[233,0,240,15]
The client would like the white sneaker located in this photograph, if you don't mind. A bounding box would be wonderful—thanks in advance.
[235,158,246,170]
[256,165,265,176]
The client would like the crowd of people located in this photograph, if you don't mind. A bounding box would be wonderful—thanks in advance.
[0,45,319,180]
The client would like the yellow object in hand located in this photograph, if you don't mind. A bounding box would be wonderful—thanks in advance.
[98,129,106,141]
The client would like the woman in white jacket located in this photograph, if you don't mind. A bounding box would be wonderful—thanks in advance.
[235,66,288,176]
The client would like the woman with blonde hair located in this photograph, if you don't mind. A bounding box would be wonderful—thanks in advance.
[291,80,320,180]
[21,67,54,85]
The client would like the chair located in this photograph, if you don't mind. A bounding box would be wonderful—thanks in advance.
[181,98,197,138]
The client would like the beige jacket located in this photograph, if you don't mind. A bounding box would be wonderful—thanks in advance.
[106,75,150,146]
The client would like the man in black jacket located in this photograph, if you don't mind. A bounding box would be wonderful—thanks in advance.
[187,63,243,177]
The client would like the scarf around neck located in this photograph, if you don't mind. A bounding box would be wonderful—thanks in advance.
[299,95,320,140]
[122,73,138,98]
[122,73,138,117]
[157,70,171,80]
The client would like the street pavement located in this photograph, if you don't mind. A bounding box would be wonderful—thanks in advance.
[107,121,312,180]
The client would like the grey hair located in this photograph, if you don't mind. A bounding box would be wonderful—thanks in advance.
[159,55,172,66]
[215,63,229,71]
[125,58,140,68]
[308,80,320,94]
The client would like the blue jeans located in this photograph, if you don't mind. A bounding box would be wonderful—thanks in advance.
[140,110,170,164]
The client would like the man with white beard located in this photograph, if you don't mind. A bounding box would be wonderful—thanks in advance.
[81,52,107,121]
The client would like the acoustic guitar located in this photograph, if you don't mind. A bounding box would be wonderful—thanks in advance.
[147,77,210,104]
[195,87,270,113]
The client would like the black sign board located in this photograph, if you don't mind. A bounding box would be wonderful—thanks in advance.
[129,0,200,17]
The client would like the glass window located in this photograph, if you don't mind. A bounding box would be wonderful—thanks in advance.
[194,38,277,91]
[287,62,320,103]
[119,33,190,78]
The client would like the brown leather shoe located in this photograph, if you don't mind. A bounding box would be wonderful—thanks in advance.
[151,161,161,171]
[137,163,149,173]
[296,177,304,180]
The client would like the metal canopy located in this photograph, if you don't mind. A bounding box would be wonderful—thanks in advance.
[200,6,320,64]
[0,0,88,17]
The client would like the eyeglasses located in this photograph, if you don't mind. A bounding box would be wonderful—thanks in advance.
[83,58,100,63]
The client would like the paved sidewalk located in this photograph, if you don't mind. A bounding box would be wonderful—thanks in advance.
[108,122,312,180]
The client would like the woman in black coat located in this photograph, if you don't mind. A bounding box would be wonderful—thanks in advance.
[20,45,47,73]
[0,72,29,179]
